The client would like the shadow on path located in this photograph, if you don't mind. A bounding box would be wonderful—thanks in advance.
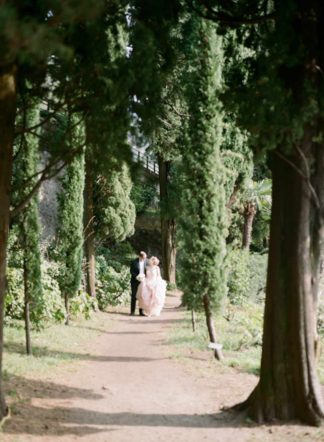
[72,325,155,335]
[5,374,103,401]
[4,342,165,363]
[4,405,306,437]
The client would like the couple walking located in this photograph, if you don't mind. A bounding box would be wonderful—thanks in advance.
[130,251,166,316]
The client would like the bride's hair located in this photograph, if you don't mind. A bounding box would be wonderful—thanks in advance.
[149,256,159,266]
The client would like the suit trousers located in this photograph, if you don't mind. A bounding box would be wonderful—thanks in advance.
[131,279,140,314]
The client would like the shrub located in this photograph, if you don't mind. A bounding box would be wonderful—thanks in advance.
[226,250,267,305]
[41,261,65,323]
[5,260,97,326]
[131,182,158,214]
[222,302,263,350]
[5,267,25,324]
[70,291,98,319]
[96,255,130,310]
[249,253,268,301]
[226,249,251,305]
[97,242,134,268]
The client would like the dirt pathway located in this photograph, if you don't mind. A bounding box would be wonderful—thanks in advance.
[2,293,324,441]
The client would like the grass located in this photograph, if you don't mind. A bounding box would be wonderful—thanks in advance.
[3,311,111,380]
[168,302,262,376]
[168,301,324,382]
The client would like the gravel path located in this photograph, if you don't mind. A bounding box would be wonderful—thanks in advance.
[2,293,324,441]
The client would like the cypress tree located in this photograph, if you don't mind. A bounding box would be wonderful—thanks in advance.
[12,100,43,355]
[94,164,136,244]
[180,17,227,360]
[81,14,132,298]
[55,116,85,325]
[195,0,324,424]
[0,1,126,419]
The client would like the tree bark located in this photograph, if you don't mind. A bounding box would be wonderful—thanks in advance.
[203,294,223,361]
[84,159,96,298]
[239,140,324,425]
[191,309,196,332]
[158,156,176,285]
[242,202,256,250]
[64,294,70,326]
[0,64,17,420]
[23,231,32,356]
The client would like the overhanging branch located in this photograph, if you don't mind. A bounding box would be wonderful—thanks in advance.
[10,143,86,219]
[186,0,275,26]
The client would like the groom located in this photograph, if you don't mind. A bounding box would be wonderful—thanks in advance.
[130,251,147,316]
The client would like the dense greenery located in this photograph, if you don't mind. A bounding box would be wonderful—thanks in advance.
[179,18,227,312]
[9,101,44,344]
[94,164,136,244]
[0,0,323,428]
[53,118,85,324]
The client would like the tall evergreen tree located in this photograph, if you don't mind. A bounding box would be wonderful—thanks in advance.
[129,1,185,284]
[81,12,132,298]
[192,0,324,424]
[94,164,136,245]
[55,117,85,325]
[11,100,43,355]
[158,156,177,284]
[0,2,107,418]
[179,17,227,360]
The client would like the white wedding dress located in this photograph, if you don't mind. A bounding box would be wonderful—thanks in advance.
[136,265,166,316]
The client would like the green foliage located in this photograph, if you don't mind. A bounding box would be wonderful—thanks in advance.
[130,181,158,214]
[6,260,98,325]
[54,117,85,300]
[223,303,263,351]
[221,120,253,203]
[168,303,263,375]
[97,242,135,268]
[3,305,112,381]
[41,262,66,323]
[129,0,181,136]
[226,249,250,305]
[22,199,44,325]
[5,268,24,324]
[96,255,130,311]
[179,18,227,311]
[226,250,267,305]
[82,7,133,176]
[94,164,136,244]
[10,100,44,328]
[316,295,324,338]
[5,261,62,326]
[219,3,324,156]
[94,242,135,311]
[251,212,270,252]
[243,178,272,215]
[69,292,98,320]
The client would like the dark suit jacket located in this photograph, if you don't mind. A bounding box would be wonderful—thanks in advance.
[130,258,147,283]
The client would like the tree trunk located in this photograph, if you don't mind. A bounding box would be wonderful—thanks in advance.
[161,217,177,284]
[191,309,196,332]
[0,64,17,420]
[239,140,324,425]
[84,159,96,298]
[64,294,70,326]
[242,202,256,250]
[23,232,32,356]
[203,294,223,361]
[158,156,176,285]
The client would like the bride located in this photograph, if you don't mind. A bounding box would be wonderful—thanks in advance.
[136,256,166,316]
